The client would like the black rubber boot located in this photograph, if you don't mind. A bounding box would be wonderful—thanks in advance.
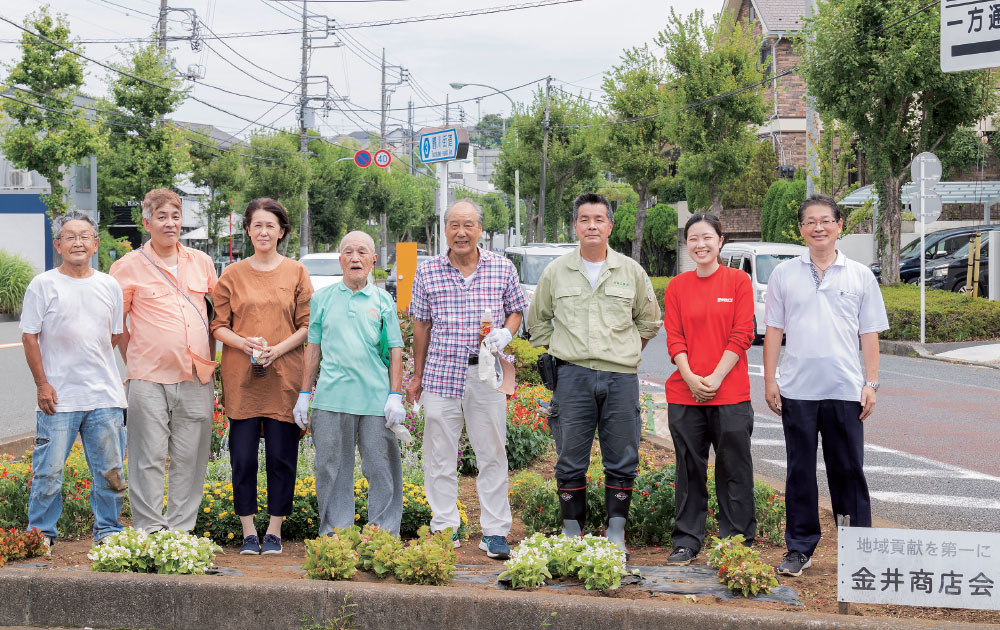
[557,478,588,537]
[605,477,634,554]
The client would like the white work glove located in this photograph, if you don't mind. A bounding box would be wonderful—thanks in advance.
[483,327,513,353]
[384,392,405,428]
[293,392,311,430]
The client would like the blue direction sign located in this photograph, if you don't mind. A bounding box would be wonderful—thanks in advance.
[418,127,472,164]
[354,150,372,168]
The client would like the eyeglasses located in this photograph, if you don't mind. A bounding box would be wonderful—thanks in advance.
[799,219,839,229]
[57,234,96,243]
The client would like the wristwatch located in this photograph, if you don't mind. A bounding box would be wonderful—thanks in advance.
[864,381,879,392]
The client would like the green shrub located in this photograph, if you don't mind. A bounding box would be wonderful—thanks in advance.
[373,267,388,280]
[773,179,806,245]
[303,532,359,581]
[97,229,132,273]
[881,283,1000,342]
[0,250,35,315]
[705,534,779,597]
[508,337,544,385]
[649,276,672,309]
[393,526,457,585]
[759,180,788,242]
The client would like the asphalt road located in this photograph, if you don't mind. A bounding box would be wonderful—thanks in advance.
[0,320,37,441]
[639,327,1000,533]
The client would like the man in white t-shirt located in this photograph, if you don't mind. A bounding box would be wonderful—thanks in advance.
[763,194,889,578]
[19,211,128,551]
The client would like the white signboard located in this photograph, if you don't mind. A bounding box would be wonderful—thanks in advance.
[419,128,460,163]
[941,0,1000,72]
[839,527,999,610]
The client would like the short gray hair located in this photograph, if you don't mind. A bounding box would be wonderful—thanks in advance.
[444,199,483,227]
[339,230,376,254]
[52,210,98,239]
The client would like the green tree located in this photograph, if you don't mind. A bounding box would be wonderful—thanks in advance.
[308,141,362,248]
[97,42,188,226]
[722,140,778,210]
[601,44,677,262]
[809,112,858,201]
[475,113,507,149]
[188,137,243,258]
[242,132,310,255]
[799,0,996,281]
[658,9,767,213]
[1,8,97,215]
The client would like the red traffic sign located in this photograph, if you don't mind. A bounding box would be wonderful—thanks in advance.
[374,149,392,168]
[354,150,372,168]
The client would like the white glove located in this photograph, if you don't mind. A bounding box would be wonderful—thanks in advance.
[293,392,311,430]
[384,392,405,428]
[483,327,513,353]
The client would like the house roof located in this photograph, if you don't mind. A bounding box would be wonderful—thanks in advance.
[721,0,803,35]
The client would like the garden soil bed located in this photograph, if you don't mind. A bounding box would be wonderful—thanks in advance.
[11,439,1000,626]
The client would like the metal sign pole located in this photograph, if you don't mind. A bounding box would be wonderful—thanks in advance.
[438,162,447,256]
[920,159,926,345]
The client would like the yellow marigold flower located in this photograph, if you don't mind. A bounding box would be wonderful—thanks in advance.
[203,531,210,537]
[203,507,210,513]
[355,513,360,520]
[307,518,313,524]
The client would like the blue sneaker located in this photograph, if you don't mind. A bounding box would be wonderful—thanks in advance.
[479,535,511,560]
[239,535,260,555]
[260,533,282,555]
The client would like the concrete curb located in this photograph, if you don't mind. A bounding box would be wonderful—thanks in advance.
[0,313,18,323]
[879,339,1000,370]
[0,432,35,459]
[1,569,996,630]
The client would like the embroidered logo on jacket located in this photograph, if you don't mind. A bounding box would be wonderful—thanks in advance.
[717,298,734,303]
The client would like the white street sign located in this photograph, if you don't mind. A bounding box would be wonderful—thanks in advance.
[916,190,943,223]
[941,0,1000,72]
[419,128,460,163]
[839,527,999,610]
[911,152,942,184]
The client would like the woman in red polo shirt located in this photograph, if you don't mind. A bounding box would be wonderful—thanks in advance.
[662,213,756,566]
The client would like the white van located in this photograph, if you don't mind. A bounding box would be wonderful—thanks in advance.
[718,242,807,343]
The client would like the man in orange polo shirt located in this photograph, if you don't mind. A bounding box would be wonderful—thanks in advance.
[111,188,218,534]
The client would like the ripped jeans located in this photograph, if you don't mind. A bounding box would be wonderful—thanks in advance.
[28,407,126,541]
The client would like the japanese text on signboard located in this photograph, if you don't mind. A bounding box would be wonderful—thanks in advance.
[839,527,999,610]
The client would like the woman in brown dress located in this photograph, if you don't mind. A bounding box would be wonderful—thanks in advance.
[211,198,312,555]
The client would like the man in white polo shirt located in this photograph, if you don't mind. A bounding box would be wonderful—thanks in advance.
[763,194,889,578]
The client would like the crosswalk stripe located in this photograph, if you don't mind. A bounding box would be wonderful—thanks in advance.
[870,491,1000,510]
[761,459,998,481]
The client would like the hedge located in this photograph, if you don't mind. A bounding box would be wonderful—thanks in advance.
[881,284,1000,342]
[0,250,35,315]
[650,276,672,310]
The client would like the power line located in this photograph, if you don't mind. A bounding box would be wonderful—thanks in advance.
[333,0,583,30]
[198,20,298,86]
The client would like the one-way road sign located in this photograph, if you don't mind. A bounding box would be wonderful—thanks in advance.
[942,0,1000,72]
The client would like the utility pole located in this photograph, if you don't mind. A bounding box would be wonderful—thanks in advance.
[159,0,168,53]
[298,0,310,259]
[538,75,551,241]
[408,99,414,175]
[804,0,819,198]
[445,94,449,126]
[380,48,387,149]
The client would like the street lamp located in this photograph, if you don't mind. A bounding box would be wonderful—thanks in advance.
[451,82,521,246]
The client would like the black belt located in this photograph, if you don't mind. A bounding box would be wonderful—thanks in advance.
[468,355,479,365]
[554,357,569,367]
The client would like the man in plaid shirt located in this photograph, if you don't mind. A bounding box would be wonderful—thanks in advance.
[407,199,527,560]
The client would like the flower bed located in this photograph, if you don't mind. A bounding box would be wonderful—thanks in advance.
[0,527,47,567]
[499,533,629,590]
[509,451,786,547]
[0,446,95,538]
[89,528,221,575]
[303,523,457,586]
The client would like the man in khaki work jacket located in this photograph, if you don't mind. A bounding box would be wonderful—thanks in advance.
[526,192,662,555]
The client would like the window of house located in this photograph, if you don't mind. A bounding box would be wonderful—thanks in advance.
[75,162,91,192]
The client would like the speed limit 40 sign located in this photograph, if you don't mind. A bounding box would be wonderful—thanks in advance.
[374,149,392,168]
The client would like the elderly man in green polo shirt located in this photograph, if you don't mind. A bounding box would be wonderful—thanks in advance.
[526,192,662,554]
[294,231,405,535]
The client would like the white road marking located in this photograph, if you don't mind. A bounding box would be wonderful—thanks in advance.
[880,367,999,389]
[748,364,763,377]
[761,459,999,481]
[870,492,1000,510]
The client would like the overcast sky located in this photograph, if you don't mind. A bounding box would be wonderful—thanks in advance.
[1,0,712,140]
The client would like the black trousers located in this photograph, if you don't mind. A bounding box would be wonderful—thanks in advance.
[229,417,300,517]
[668,401,756,553]
[781,397,870,556]
[552,364,641,484]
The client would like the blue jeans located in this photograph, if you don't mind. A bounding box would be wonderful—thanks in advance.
[27,407,127,541]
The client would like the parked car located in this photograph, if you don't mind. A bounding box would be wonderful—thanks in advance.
[871,225,1000,283]
[719,242,808,344]
[504,244,575,336]
[386,255,433,300]
[299,253,344,292]
[924,237,990,298]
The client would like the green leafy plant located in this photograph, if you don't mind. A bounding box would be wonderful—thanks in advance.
[303,532,358,581]
[352,523,403,578]
[880,283,1000,342]
[0,528,46,567]
[97,229,132,273]
[498,544,552,588]
[500,534,626,591]
[89,529,221,574]
[706,534,779,597]
[0,250,35,315]
[393,526,457,586]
